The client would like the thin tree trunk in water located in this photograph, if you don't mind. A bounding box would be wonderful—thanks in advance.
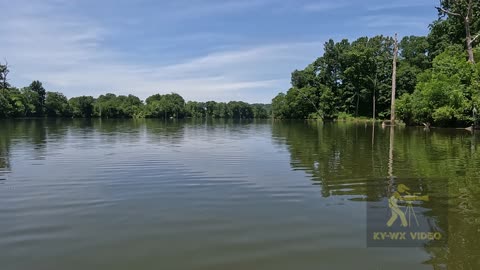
[355,92,359,117]
[372,70,378,121]
[373,89,376,121]
[387,126,395,192]
[372,87,376,121]
[371,122,375,146]
[390,33,398,124]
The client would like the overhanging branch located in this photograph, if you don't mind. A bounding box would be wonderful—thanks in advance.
[435,6,461,17]
[472,32,480,44]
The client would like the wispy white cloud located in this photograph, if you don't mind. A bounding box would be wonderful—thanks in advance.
[167,0,273,18]
[0,0,323,103]
[27,39,321,102]
[366,2,432,12]
[302,1,348,12]
[359,15,430,30]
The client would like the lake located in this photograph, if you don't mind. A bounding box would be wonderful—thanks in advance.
[0,119,479,269]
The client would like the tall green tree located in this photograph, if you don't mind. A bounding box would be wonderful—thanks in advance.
[20,88,40,116]
[434,0,480,63]
[272,36,396,120]
[69,96,95,118]
[185,101,206,118]
[397,36,431,100]
[213,102,230,118]
[28,81,46,116]
[0,62,10,89]
[146,93,185,119]
[397,46,479,126]
[227,101,254,119]
[45,92,71,117]
[0,88,28,117]
[251,104,269,119]
[94,93,119,118]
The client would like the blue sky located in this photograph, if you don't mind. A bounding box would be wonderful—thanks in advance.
[1,0,438,103]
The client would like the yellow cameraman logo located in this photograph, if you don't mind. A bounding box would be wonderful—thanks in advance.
[387,184,429,227]
[368,180,447,247]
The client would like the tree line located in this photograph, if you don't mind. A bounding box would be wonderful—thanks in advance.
[272,0,480,127]
[0,77,270,119]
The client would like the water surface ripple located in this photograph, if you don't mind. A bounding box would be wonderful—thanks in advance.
[0,119,479,270]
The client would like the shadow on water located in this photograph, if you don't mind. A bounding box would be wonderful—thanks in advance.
[271,120,480,269]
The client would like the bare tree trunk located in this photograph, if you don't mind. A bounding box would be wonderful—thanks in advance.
[355,92,359,117]
[466,0,475,64]
[372,89,376,121]
[371,121,375,146]
[437,0,476,64]
[390,33,398,124]
[387,126,395,191]
[372,76,376,122]
[465,16,475,64]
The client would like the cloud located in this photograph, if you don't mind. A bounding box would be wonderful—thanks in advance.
[366,2,432,12]
[0,1,323,103]
[27,40,321,102]
[167,0,273,18]
[302,1,348,12]
[359,15,430,30]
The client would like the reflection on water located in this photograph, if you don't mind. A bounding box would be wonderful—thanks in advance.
[272,121,480,269]
[0,119,479,269]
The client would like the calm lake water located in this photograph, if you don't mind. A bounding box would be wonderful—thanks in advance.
[0,119,479,270]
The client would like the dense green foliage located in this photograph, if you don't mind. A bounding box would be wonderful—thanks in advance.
[271,35,432,120]
[0,57,269,119]
[397,46,480,127]
[271,2,480,127]
[0,80,269,120]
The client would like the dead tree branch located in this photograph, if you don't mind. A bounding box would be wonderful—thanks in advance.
[435,6,461,17]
